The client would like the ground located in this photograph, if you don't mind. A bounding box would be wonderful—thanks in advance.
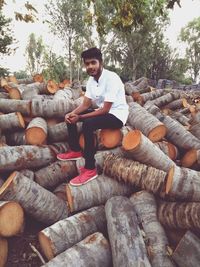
[6,216,46,267]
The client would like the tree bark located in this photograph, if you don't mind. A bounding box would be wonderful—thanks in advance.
[0,172,69,224]
[154,141,179,160]
[0,145,56,172]
[166,165,200,201]
[35,160,77,189]
[130,191,175,267]
[0,237,8,267]
[139,90,166,104]
[122,130,174,172]
[105,196,151,267]
[66,174,133,213]
[128,102,167,142]
[6,131,26,146]
[0,112,25,131]
[41,232,112,267]
[150,92,180,108]
[158,200,200,231]
[39,205,106,260]
[25,117,47,145]
[0,99,31,116]
[172,231,200,267]
[0,201,24,237]
[103,154,167,197]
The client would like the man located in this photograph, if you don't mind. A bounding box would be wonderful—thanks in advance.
[57,47,129,186]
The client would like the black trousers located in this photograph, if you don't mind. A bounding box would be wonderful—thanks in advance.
[67,111,123,169]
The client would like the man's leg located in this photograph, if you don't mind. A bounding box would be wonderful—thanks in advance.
[82,113,123,169]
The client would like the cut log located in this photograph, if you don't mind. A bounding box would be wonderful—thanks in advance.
[155,141,179,160]
[103,154,167,196]
[31,99,74,118]
[41,232,112,267]
[164,98,184,110]
[122,130,174,172]
[33,73,44,83]
[20,169,35,180]
[181,148,198,167]
[105,196,151,267]
[0,145,56,172]
[99,128,123,148]
[150,92,180,108]
[130,191,175,267]
[66,174,133,213]
[0,237,8,267]
[189,123,200,140]
[166,165,200,201]
[47,142,69,154]
[53,87,82,100]
[170,111,191,127]
[139,89,166,104]
[158,200,200,231]
[6,131,26,146]
[0,201,24,237]
[0,112,25,131]
[128,102,167,142]
[34,160,77,189]
[17,77,36,84]
[172,231,200,267]
[0,99,31,116]
[38,205,106,260]
[0,92,9,99]
[25,117,47,145]
[48,122,69,143]
[0,172,69,224]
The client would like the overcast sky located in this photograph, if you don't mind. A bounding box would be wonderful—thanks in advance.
[1,0,200,73]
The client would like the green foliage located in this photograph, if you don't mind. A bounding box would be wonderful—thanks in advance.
[42,51,68,82]
[25,33,45,75]
[179,17,200,83]
[0,66,9,77]
[14,70,29,79]
[0,11,14,55]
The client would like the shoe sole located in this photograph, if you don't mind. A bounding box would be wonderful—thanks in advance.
[57,156,82,161]
[70,174,98,186]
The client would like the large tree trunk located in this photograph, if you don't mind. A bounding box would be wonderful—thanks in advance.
[34,160,77,189]
[0,145,56,172]
[66,175,133,213]
[166,165,200,201]
[0,112,25,131]
[38,205,106,260]
[103,154,167,197]
[0,237,8,267]
[0,99,31,116]
[42,232,112,267]
[0,200,24,237]
[122,130,174,172]
[25,117,47,145]
[31,99,74,118]
[130,191,175,267]
[158,201,200,231]
[0,172,69,224]
[128,102,167,142]
[172,231,200,267]
[105,196,151,267]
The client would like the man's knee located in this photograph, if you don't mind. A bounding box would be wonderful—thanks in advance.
[82,119,95,132]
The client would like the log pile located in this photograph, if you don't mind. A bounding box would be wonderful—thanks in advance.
[0,74,200,266]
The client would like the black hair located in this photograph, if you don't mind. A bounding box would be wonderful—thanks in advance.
[81,47,102,62]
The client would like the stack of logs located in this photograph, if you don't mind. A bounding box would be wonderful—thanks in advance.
[0,75,200,266]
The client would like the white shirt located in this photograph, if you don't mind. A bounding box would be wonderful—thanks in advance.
[85,68,129,125]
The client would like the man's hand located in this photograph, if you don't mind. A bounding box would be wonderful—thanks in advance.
[65,113,80,124]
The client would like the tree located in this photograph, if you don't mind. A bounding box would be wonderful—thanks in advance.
[25,33,45,75]
[45,0,94,82]
[179,17,200,83]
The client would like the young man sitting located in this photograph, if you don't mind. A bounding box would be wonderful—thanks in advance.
[57,47,129,186]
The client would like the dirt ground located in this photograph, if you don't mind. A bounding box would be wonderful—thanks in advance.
[5,215,46,267]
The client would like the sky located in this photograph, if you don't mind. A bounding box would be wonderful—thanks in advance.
[1,0,200,73]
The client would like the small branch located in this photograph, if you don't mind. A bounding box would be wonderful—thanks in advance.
[29,242,46,265]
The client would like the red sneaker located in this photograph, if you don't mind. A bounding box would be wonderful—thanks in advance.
[70,168,98,186]
[57,151,82,161]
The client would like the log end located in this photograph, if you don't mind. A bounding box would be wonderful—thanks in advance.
[181,149,197,167]
[0,171,17,199]
[166,165,175,194]
[16,112,25,128]
[100,128,122,148]
[0,237,8,267]
[148,124,167,142]
[0,201,24,237]
[66,184,74,213]
[25,127,47,145]
[47,80,59,94]
[38,231,55,260]
[9,87,21,100]
[168,142,179,160]
[33,74,44,83]
[122,129,141,151]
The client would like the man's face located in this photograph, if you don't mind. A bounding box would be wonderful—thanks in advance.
[84,58,102,79]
